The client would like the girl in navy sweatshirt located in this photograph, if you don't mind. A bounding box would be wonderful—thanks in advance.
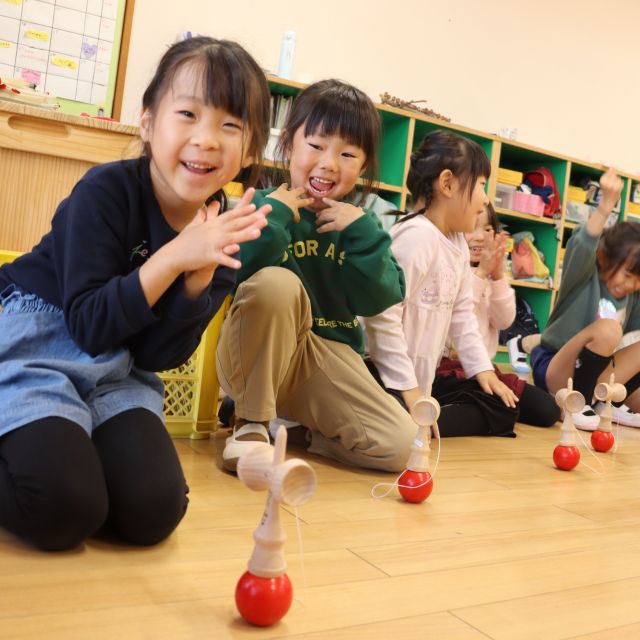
[0,37,271,550]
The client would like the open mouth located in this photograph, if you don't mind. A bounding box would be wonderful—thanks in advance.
[308,176,334,197]
[182,161,214,175]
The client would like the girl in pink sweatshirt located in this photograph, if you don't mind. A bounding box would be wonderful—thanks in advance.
[365,131,558,437]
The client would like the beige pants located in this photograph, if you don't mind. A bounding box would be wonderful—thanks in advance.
[216,267,416,472]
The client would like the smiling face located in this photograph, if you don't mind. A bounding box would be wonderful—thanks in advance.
[286,125,367,211]
[465,208,494,262]
[601,261,640,299]
[140,63,250,227]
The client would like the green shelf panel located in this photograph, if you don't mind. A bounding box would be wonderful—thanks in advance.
[267,80,302,98]
[412,120,493,161]
[493,351,509,365]
[568,162,604,187]
[378,111,411,187]
[499,143,568,203]
[514,287,553,332]
[377,189,402,209]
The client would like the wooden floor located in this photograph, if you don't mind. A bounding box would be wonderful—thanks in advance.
[2,422,640,639]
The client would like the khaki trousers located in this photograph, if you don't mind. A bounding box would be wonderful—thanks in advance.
[216,267,416,472]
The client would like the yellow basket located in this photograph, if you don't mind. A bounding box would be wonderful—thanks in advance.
[497,167,523,186]
[627,202,640,216]
[567,186,587,203]
[0,249,228,439]
[159,295,231,439]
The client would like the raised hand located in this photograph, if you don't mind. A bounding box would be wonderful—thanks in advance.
[599,167,623,213]
[266,183,314,222]
[315,198,365,233]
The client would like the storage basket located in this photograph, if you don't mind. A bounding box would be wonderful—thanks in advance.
[567,185,587,203]
[627,202,640,216]
[159,295,231,439]
[497,168,523,187]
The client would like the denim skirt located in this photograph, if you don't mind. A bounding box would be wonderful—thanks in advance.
[0,286,164,438]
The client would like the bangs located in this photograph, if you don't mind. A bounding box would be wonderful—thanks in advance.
[191,51,255,122]
[624,248,640,277]
[302,90,379,159]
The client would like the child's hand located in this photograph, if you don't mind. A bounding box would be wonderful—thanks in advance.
[139,189,270,305]
[476,228,496,279]
[476,231,506,280]
[475,370,518,408]
[599,167,623,212]
[315,199,365,233]
[267,183,314,222]
[489,232,508,280]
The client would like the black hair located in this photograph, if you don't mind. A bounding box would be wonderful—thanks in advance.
[141,37,271,200]
[485,202,501,234]
[397,129,491,224]
[276,79,381,198]
[598,221,640,278]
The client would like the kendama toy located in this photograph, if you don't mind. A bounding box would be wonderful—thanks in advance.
[235,426,317,626]
[592,372,625,452]
[398,395,440,503]
[553,378,584,471]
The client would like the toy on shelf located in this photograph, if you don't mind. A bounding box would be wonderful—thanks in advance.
[379,92,451,122]
[592,373,625,452]
[235,426,317,627]
[398,395,440,503]
[553,378,584,471]
[0,76,59,110]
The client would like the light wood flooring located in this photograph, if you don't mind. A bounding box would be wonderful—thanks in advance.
[2,421,640,639]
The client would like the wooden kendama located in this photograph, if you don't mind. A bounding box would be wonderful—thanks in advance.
[592,373,625,452]
[397,395,440,503]
[553,378,584,471]
[235,426,317,626]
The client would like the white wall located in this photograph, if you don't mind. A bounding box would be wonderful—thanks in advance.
[121,0,640,174]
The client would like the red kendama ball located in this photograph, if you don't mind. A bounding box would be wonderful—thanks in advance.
[398,469,433,503]
[553,445,580,471]
[235,571,293,626]
[591,430,615,453]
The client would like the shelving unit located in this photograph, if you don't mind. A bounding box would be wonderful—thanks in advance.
[266,74,640,364]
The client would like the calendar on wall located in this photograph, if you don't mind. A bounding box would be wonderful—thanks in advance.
[0,0,126,116]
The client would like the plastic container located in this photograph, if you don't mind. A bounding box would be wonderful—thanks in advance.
[627,201,640,215]
[277,30,296,79]
[565,201,593,224]
[495,182,516,210]
[512,191,544,216]
[567,185,587,203]
[497,167,523,187]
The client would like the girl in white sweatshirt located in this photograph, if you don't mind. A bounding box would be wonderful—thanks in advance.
[365,130,552,437]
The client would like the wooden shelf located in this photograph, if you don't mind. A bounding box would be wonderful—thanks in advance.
[508,279,552,291]
[563,221,577,229]
[495,207,556,225]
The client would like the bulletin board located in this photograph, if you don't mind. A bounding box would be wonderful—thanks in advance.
[0,0,131,118]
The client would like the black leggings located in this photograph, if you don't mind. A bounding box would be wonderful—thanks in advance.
[0,409,189,551]
[365,360,559,438]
